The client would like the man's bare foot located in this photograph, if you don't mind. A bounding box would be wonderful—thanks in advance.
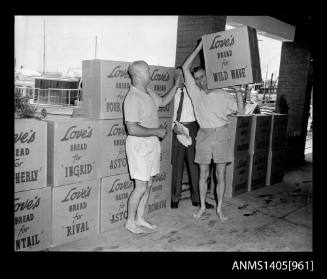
[135,218,157,230]
[217,209,228,221]
[193,208,205,220]
[125,221,146,234]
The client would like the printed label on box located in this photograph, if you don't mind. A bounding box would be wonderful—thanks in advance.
[249,115,272,154]
[52,180,99,246]
[15,119,47,192]
[147,163,172,215]
[228,115,252,156]
[226,154,250,197]
[14,187,51,251]
[99,119,128,177]
[47,119,100,186]
[249,152,268,190]
[202,26,261,89]
[82,60,175,119]
[100,174,134,232]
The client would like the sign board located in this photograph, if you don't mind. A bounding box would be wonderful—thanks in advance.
[81,60,175,119]
[228,115,252,156]
[51,179,100,246]
[248,151,269,191]
[98,118,171,178]
[15,119,47,192]
[146,162,172,216]
[14,187,52,251]
[47,119,101,187]
[99,174,134,233]
[249,114,272,154]
[202,26,262,89]
[98,119,128,178]
[226,154,250,198]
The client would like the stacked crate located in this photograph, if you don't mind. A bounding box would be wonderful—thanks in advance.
[248,114,272,191]
[225,115,253,198]
[46,118,101,247]
[79,60,175,233]
[14,119,51,251]
[266,113,288,185]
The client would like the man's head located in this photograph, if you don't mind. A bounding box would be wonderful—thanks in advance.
[128,60,151,87]
[192,66,207,91]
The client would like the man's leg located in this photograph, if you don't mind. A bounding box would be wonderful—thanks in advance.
[215,163,228,221]
[193,164,209,220]
[135,177,157,229]
[184,124,200,204]
[125,179,147,234]
[171,135,186,206]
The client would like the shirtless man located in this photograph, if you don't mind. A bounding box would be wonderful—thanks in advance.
[182,39,245,221]
[123,60,180,234]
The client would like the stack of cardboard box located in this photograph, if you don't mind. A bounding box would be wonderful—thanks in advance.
[14,119,51,251]
[248,114,272,191]
[47,118,101,247]
[79,60,175,233]
[225,115,253,198]
[266,113,288,185]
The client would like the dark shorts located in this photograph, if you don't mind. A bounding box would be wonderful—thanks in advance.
[194,125,232,164]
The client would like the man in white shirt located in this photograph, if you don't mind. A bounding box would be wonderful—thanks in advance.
[171,68,214,210]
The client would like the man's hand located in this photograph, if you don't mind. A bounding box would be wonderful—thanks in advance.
[173,124,183,135]
[230,85,243,92]
[156,128,167,139]
[196,39,203,51]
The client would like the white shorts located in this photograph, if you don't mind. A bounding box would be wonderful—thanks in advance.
[125,135,161,181]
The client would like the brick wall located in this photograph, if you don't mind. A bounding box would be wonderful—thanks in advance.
[277,41,312,165]
[175,16,227,68]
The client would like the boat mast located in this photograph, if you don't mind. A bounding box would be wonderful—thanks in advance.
[43,17,46,75]
[95,35,97,59]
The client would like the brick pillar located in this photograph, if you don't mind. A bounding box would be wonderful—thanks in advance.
[277,41,312,165]
[175,16,227,68]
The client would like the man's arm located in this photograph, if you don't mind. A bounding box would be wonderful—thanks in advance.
[182,40,203,99]
[231,86,245,114]
[125,122,166,139]
[160,82,178,107]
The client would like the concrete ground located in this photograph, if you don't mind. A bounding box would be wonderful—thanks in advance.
[46,152,312,252]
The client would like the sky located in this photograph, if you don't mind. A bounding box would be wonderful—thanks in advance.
[15,16,179,74]
[15,16,281,80]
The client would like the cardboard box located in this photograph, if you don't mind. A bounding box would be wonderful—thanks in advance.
[47,119,101,187]
[99,174,134,232]
[51,179,100,246]
[248,151,269,191]
[266,148,286,186]
[98,119,128,177]
[14,187,52,251]
[269,113,288,150]
[15,119,47,192]
[146,162,172,215]
[202,26,261,89]
[81,60,175,119]
[249,114,272,154]
[226,154,250,198]
[98,118,171,178]
[228,115,252,156]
